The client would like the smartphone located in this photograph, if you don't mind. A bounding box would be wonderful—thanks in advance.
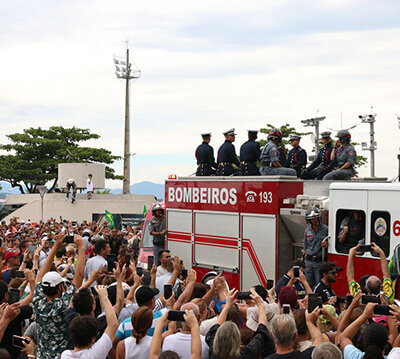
[147,256,154,270]
[361,295,380,304]
[283,304,291,314]
[12,335,29,348]
[28,245,37,252]
[308,294,320,313]
[359,244,372,253]
[107,255,117,272]
[167,310,186,321]
[164,284,173,300]
[346,295,353,305]
[336,296,346,304]
[181,269,188,279]
[293,266,300,279]
[237,291,252,300]
[267,279,274,290]
[374,305,391,316]
[125,255,131,266]
[136,266,143,277]
[64,235,74,244]
[9,288,20,304]
[15,270,25,278]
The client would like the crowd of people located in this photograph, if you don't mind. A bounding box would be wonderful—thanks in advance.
[1,217,400,359]
[195,128,357,181]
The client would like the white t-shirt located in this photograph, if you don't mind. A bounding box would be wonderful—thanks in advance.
[86,178,93,192]
[123,335,152,359]
[85,255,107,285]
[162,332,209,359]
[388,347,400,359]
[61,333,112,359]
[156,265,169,278]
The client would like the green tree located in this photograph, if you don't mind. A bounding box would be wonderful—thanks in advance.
[0,126,123,193]
[259,123,367,168]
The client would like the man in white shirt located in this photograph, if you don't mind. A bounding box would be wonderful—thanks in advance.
[86,174,94,200]
[156,250,171,278]
[85,238,110,286]
[61,285,118,359]
[162,302,209,359]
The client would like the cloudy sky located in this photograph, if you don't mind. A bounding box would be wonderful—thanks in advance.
[0,0,399,187]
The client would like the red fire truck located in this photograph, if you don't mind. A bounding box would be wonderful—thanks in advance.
[139,176,400,295]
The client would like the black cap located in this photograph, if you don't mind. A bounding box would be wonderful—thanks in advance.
[135,285,160,305]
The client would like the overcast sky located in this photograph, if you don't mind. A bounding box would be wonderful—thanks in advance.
[0,0,399,187]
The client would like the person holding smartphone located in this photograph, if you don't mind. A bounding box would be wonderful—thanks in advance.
[149,203,167,266]
[302,207,328,288]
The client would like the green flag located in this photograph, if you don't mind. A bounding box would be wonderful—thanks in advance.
[105,210,114,228]
[143,205,147,216]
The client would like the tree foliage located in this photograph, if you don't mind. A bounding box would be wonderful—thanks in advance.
[258,123,367,169]
[0,126,122,193]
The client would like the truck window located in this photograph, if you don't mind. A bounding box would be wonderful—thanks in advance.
[141,221,153,248]
[335,209,366,254]
[370,211,390,258]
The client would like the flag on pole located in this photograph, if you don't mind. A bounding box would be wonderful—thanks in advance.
[143,205,147,216]
[105,210,114,228]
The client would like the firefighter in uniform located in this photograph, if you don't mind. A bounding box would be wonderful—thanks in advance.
[239,130,261,176]
[277,141,287,167]
[217,128,240,176]
[287,134,307,177]
[323,130,356,180]
[301,131,336,180]
[195,132,217,176]
[302,207,329,288]
[149,203,167,266]
[259,129,297,176]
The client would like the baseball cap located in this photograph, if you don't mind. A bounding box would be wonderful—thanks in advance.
[4,251,20,262]
[42,271,67,288]
[134,285,160,305]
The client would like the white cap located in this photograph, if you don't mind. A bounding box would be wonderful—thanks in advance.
[246,302,280,331]
[42,271,67,288]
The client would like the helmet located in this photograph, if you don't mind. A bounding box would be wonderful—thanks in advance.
[336,130,351,143]
[267,129,282,141]
[305,206,322,221]
[152,203,164,215]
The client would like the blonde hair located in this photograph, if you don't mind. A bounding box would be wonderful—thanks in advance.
[214,322,241,359]
[191,298,207,314]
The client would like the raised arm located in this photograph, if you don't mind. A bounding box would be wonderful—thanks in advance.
[113,265,126,316]
[184,310,202,359]
[347,245,360,283]
[371,242,390,279]
[36,234,64,283]
[72,235,85,288]
[306,307,324,347]
[19,269,36,306]
[95,285,118,340]
[217,289,237,325]
[149,311,169,359]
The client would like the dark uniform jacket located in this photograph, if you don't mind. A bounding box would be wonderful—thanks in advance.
[239,139,261,175]
[307,142,335,172]
[288,146,307,177]
[195,142,217,176]
[217,140,240,176]
[278,146,287,167]
[149,215,166,246]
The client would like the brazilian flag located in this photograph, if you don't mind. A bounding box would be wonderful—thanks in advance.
[105,210,114,228]
[143,205,147,216]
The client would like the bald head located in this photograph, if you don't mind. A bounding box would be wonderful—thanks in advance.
[181,302,200,317]
[366,275,381,295]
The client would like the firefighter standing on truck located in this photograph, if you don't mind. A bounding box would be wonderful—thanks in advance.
[323,129,357,180]
[239,130,261,176]
[287,134,307,177]
[149,203,167,266]
[217,128,240,176]
[195,132,217,176]
[302,207,328,288]
[301,131,336,180]
[259,129,297,176]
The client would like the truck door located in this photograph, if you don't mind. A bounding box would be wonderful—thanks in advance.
[166,209,192,269]
[241,214,276,290]
[193,211,239,273]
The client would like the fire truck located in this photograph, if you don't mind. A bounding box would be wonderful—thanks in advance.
[139,176,400,295]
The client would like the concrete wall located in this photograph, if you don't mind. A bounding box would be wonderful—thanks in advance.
[4,194,155,222]
[58,163,105,189]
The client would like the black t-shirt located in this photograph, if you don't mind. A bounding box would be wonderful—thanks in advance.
[0,305,33,359]
[266,347,314,359]
[275,275,307,299]
[64,307,107,349]
[109,235,121,256]
[313,281,335,303]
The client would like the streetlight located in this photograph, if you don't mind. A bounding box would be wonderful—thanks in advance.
[359,113,377,177]
[37,186,47,223]
[301,116,326,155]
[114,42,141,194]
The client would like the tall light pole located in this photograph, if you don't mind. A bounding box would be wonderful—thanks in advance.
[301,116,326,155]
[114,42,141,194]
[37,185,47,223]
[360,113,377,177]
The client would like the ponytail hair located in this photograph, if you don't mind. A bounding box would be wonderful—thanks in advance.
[131,306,153,344]
[363,323,388,359]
